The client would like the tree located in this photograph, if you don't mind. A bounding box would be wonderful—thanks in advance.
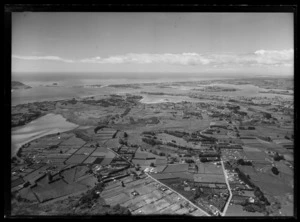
[124,132,128,138]
[131,171,139,179]
[185,159,194,164]
[150,162,155,167]
[94,125,106,134]
[237,159,252,166]
[273,153,284,161]
[112,203,121,212]
[200,157,208,163]
[237,159,244,165]
[135,164,140,171]
[243,204,261,213]
[47,172,53,182]
[254,187,269,205]
[284,135,290,140]
[193,187,202,200]
[119,138,127,146]
[271,166,279,175]
[195,165,199,173]
[264,113,272,119]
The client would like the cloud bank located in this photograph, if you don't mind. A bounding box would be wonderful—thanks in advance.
[12,49,293,68]
[12,55,74,63]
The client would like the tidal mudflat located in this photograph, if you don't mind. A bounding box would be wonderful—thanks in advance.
[11,113,78,156]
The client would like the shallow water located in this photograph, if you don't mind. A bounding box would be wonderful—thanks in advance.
[139,94,202,104]
[10,73,235,105]
[11,113,78,156]
[12,74,293,105]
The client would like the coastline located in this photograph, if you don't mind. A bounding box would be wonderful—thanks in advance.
[11,113,79,157]
[11,77,293,156]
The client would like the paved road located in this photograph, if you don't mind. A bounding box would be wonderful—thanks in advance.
[220,159,233,216]
[145,172,211,216]
[198,126,235,216]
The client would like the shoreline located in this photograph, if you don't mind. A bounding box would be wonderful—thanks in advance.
[11,77,293,106]
[11,113,79,157]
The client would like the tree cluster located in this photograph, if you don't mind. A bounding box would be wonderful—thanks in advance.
[94,125,106,134]
[254,187,270,205]
[79,182,105,208]
[242,203,266,213]
[118,138,128,146]
[200,157,219,163]
[74,130,90,142]
[109,204,131,215]
[235,168,255,188]
[142,131,156,136]
[199,152,220,158]
[263,112,272,119]
[142,137,162,146]
[237,159,253,166]
[185,159,194,164]
[164,130,189,138]
[273,153,284,161]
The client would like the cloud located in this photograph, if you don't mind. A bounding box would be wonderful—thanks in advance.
[252,49,294,66]
[12,55,74,63]
[79,49,293,67]
[12,49,293,68]
[79,53,211,65]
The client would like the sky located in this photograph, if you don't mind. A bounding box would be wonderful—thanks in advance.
[12,13,294,75]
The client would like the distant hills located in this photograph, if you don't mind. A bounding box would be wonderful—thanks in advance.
[11,81,32,90]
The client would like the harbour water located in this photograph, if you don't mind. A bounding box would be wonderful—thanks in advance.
[11,72,293,105]
[11,113,78,156]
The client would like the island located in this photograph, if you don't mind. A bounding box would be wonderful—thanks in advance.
[11,81,32,90]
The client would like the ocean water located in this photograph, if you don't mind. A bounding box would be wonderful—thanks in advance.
[11,72,235,105]
[11,72,293,105]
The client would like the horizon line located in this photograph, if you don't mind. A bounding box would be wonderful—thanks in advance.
[11,71,294,75]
